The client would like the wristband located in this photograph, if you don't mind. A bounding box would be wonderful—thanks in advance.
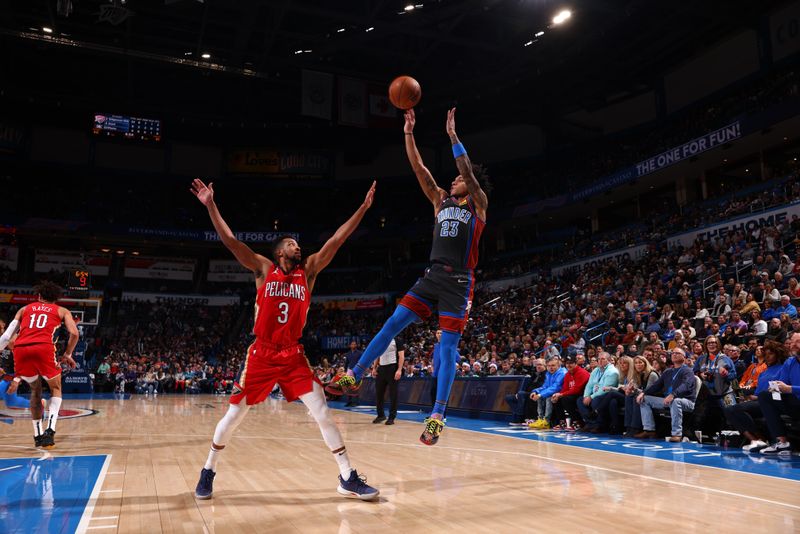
[405,132,413,136]
[452,142,467,158]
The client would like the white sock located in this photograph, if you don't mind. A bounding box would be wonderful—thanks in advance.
[204,447,222,471]
[32,420,43,437]
[299,383,353,479]
[332,447,354,480]
[204,403,250,472]
[46,397,62,432]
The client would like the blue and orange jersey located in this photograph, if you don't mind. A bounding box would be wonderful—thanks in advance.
[430,195,485,270]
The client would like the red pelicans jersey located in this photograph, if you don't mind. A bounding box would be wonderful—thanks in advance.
[253,264,310,346]
[15,302,62,347]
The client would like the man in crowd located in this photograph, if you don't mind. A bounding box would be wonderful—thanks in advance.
[578,351,620,432]
[371,337,404,425]
[551,356,590,431]
[528,356,567,430]
[506,358,546,425]
[636,348,697,442]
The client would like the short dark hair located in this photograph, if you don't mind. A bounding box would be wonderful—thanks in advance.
[34,281,62,303]
[270,234,298,262]
[471,163,493,198]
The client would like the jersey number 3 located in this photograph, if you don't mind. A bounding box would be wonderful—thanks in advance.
[440,221,459,237]
[29,313,49,329]
[277,302,289,324]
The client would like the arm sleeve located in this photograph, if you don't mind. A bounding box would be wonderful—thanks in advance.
[672,368,695,398]
[0,319,19,351]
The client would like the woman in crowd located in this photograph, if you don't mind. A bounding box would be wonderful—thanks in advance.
[750,310,768,338]
[623,355,659,437]
[738,345,766,398]
[694,300,710,320]
[723,341,787,452]
[596,356,633,434]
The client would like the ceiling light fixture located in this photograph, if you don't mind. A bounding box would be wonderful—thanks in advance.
[337,27,346,33]
[524,40,533,47]
[552,9,572,25]
[535,31,545,37]
[366,27,374,32]
[404,4,415,11]
[42,27,53,34]
[201,52,211,59]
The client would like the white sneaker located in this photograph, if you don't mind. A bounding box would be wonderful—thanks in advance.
[760,441,792,455]
[742,440,767,452]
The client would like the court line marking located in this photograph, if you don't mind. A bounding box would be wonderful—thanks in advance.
[98,489,122,493]
[0,465,22,473]
[89,516,119,521]
[75,454,112,534]
[226,434,800,511]
[85,526,117,530]
[331,405,800,484]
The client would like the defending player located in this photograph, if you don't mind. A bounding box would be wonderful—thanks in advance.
[0,282,79,448]
[327,108,489,445]
[191,178,379,501]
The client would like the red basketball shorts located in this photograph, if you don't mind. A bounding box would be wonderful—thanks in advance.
[13,343,61,380]
[230,341,320,406]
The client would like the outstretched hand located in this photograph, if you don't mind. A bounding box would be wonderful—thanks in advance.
[363,180,376,209]
[446,107,457,137]
[190,178,215,207]
[404,108,415,134]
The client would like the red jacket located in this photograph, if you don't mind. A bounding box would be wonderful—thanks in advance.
[560,366,590,396]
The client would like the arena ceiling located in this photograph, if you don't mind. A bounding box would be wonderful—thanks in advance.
[0,0,784,139]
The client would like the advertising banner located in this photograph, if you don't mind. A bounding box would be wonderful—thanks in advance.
[121,292,240,306]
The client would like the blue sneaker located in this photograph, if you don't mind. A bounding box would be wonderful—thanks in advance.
[337,469,379,501]
[195,468,216,499]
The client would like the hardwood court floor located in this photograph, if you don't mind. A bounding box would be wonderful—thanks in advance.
[1,394,799,533]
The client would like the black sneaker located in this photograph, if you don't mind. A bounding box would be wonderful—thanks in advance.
[34,434,43,448]
[385,418,395,425]
[372,416,386,424]
[40,429,55,449]
[195,468,216,499]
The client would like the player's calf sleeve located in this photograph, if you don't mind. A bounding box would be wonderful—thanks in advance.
[206,403,250,471]
[212,403,250,448]
[432,331,460,417]
[353,306,418,380]
[299,384,353,478]
[46,396,62,432]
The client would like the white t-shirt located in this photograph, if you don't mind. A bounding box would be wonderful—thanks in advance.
[379,338,402,366]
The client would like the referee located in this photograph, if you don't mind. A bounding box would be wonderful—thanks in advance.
[371,337,404,425]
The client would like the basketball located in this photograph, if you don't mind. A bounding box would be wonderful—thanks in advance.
[388,75,421,110]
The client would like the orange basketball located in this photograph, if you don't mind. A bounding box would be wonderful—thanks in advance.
[388,75,421,110]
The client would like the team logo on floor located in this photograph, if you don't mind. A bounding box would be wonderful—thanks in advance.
[0,407,98,420]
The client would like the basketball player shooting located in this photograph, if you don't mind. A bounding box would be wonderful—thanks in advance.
[190,178,380,501]
[327,107,489,445]
[0,282,79,448]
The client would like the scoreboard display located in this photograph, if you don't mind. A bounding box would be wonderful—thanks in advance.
[67,269,91,295]
[92,113,162,142]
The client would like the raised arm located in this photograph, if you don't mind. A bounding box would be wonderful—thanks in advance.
[304,181,376,289]
[446,108,488,219]
[190,179,271,277]
[404,109,447,212]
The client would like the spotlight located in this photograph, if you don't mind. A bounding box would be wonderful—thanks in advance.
[337,27,346,33]
[404,4,415,11]
[42,27,53,33]
[524,40,533,47]
[366,27,374,32]
[535,31,545,37]
[552,9,572,25]
[201,52,211,59]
